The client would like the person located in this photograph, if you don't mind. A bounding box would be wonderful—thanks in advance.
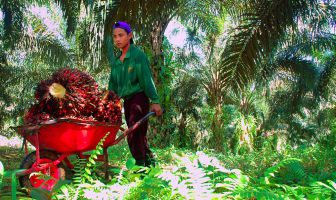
[108,21,163,167]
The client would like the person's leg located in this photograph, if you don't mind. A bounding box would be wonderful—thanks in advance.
[124,92,153,166]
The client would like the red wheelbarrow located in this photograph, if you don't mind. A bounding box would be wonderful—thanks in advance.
[13,112,156,191]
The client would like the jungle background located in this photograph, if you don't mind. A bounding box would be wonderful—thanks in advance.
[0,0,336,199]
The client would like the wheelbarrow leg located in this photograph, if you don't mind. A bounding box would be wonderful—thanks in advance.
[103,147,109,181]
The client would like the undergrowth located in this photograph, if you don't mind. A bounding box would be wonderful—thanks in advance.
[1,143,335,199]
[53,144,336,199]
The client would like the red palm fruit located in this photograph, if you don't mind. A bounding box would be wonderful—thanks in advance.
[26,68,123,124]
[34,79,54,101]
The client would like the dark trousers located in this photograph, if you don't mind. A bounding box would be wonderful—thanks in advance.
[124,92,153,165]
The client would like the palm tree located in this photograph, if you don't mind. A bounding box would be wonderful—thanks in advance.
[172,74,202,147]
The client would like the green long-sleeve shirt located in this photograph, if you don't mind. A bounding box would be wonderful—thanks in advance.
[108,44,160,104]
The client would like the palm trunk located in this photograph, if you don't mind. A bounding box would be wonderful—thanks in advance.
[178,113,187,147]
[209,92,224,151]
[149,19,169,84]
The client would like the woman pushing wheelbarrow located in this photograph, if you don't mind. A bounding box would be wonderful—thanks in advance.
[15,21,162,191]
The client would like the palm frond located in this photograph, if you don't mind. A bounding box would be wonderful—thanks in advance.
[21,34,73,67]
[277,55,320,89]
[302,1,336,34]
[55,0,81,37]
[2,0,24,49]
[315,53,336,98]
[73,0,113,71]
[285,31,336,58]
[104,0,178,47]
[237,188,284,200]
[178,0,225,36]
[220,0,319,90]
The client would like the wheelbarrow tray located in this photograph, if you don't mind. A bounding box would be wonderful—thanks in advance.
[16,118,121,153]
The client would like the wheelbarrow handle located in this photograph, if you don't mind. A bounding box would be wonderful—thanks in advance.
[113,110,163,145]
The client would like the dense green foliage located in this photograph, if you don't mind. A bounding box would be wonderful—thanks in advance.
[0,0,336,199]
[2,144,334,199]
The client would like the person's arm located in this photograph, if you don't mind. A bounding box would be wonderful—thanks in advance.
[137,54,162,116]
[137,55,160,104]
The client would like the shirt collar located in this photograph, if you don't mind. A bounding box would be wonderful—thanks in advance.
[117,44,134,59]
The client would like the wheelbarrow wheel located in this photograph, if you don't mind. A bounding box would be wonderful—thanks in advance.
[19,150,67,191]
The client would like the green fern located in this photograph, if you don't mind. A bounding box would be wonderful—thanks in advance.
[72,132,110,185]
[183,158,214,199]
[263,158,304,185]
[158,153,217,199]
[237,188,284,200]
[72,157,88,186]
[277,161,306,185]
[310,180,336,198]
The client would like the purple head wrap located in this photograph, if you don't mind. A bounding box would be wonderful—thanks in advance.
[113,21,132,33]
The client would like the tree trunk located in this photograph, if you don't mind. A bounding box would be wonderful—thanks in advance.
[178,114,187,147]
[149,19,169,85]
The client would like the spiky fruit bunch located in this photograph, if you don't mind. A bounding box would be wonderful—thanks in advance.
[24,68,121,125]
[49,68,100,116]
[94,91,122,124]
[24,104,51,124]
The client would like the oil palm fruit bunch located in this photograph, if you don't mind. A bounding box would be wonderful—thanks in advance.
[94,91,122,124]
[49,68,100,117]
[24,68,121,124]
[24,104,51,124]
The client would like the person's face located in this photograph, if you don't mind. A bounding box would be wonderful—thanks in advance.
[113,28,132,49]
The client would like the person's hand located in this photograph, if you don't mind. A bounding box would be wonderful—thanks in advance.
[150,104,163,116]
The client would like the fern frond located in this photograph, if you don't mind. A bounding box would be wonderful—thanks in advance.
[72,132,110,185]
[312,180,336,194]
[72,157,88,186]
[180,156,214,199]
[237,187,285,200]
[159,153,220,199]
[263,158,303,184]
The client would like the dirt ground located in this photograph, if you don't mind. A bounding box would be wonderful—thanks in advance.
[0,135,33,171]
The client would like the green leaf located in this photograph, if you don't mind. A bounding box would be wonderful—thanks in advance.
[51,179,71,193]
[140,192,148,199]
[89,158,96,165]
[328,180,336,191]
[110,168,121,174]
[149,167,162,177]
[11,171,17,198]
[0,161,3,176]
[84,174,91,180]
[144,176,154,185]
[317,181,336,193]
[30,188,51,200]
[126,158,136,170]
[85,168,91,175]
[0,161,4,186]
